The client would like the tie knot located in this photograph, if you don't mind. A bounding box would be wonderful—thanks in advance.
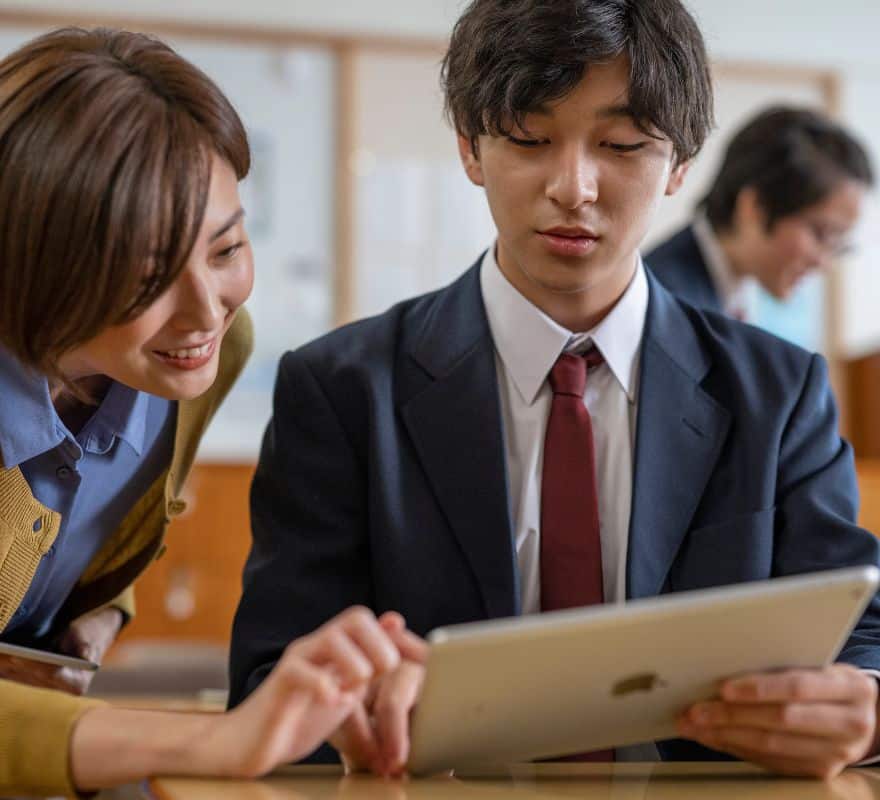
[548,349,603,397]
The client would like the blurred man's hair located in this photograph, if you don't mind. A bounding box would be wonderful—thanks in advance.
[703,106,875,232]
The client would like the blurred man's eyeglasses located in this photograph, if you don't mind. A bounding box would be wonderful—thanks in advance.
[802,218,857,258]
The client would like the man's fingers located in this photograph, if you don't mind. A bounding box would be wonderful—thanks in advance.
[680,722,864,771]
[722,666,876,705]
[683,700,876,741]
[373,661,425,774]
[693,734,838,780]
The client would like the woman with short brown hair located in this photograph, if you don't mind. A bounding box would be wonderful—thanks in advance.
[0,27,421,796]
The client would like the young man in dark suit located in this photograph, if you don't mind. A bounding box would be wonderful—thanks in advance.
[647,107,874,319]
[230,0,880,778]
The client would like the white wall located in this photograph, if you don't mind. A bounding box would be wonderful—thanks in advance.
[3,0,879,64]
[3,0,879,59]
[0,0,464,36]
[694,1,880,69]
[2,0,878,354]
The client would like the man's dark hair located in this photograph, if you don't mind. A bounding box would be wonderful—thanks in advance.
[441,0,714,165]
[703,106,875,232]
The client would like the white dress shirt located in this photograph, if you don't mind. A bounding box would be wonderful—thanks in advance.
[692,213,758,321]
[480,245,646,614]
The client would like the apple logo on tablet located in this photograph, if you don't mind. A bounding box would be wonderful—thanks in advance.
[612,673,667,696]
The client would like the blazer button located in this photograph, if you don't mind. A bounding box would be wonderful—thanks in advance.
[168,499,187,516]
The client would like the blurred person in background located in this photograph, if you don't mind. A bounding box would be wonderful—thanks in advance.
[648,107,874,320]
[0,27,422,797]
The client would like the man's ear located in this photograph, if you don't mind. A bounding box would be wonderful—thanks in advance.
[665,159,691,197]
[457,133,484,187]
[734,186,766,230]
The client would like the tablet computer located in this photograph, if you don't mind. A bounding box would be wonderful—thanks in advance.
[407,565,880,774]
[0,641,99,671]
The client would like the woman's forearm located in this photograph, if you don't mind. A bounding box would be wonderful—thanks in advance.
[69,706,223,791]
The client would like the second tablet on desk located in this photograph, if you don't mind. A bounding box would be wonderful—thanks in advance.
[0,640,99,671]
[407,565,880,774]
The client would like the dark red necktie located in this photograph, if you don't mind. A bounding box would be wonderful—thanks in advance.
[540,350,605,611]
[540,349,613,762]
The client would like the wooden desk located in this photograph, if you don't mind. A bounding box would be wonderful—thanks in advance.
[149,763,880,799]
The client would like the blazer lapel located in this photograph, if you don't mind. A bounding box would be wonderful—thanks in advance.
[400,263,519,619]
[627,274,731,599]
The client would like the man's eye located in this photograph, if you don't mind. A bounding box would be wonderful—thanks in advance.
[507,135,547,148]
[604,142,648,153]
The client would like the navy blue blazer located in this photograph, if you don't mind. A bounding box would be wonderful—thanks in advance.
[646,225,722,313]
[229,260,880,762]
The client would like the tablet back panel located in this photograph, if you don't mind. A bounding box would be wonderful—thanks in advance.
[407,566,879,774]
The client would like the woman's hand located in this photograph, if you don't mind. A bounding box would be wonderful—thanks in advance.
[330,615,429,777]
[208,606,416,778]
[0,607,122,695]
[70,606,424,791]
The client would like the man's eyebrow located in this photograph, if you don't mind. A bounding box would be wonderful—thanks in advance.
[524,102,638,121]
[596,103,639,121]
[209,208,245,243]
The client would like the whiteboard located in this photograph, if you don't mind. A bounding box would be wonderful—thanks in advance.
[351,49,495,320]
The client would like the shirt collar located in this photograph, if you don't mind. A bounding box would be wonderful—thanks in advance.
[0,347,67,468]
[0,347,150,467]
[80,381,149,457]
[692,212,750,315]
[480,243,647,405]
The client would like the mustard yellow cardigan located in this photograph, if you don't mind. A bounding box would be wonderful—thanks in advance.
[0,310,252,797]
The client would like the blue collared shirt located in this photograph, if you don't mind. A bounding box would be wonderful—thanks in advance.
[0,348,176,641]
